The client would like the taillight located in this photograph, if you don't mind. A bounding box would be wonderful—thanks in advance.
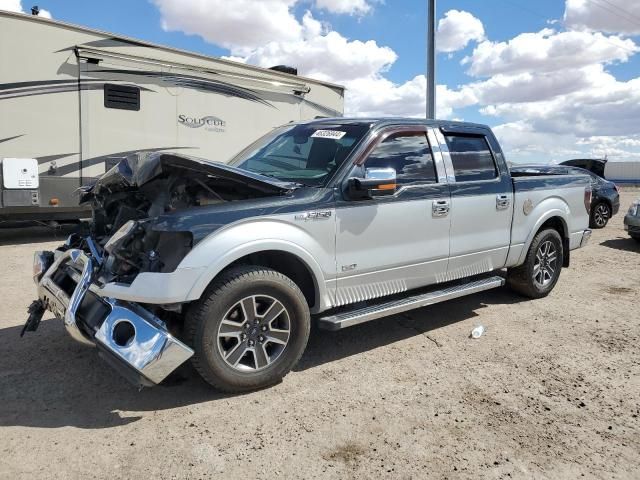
[614,184,620,193]
[584,187,592,214]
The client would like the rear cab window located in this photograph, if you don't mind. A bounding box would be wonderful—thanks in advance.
[444,134,498,182]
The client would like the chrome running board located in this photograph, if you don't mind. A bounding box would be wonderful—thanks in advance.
[318,275,505,331]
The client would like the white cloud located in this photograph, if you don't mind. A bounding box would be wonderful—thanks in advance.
[479,67,640,138]
[564,0,640,35]
[152,0,302,51]
[464,28,637,77]
[0,1,50,17]
[239,13,396,83]
[479,66,640,163]
[493,122,583,162]
[0,0,22,12]
[315,0,371,16]
[344,75,475,118]
[436,10,484,53]
[473,69,590,104]
[451,22,640,162]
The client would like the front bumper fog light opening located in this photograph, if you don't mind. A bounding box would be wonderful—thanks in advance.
[112,320,136,348]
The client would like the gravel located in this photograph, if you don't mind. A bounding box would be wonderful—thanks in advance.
[1,188,639,479]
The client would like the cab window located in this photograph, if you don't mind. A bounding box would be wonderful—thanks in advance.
[365,133,437,185]
[445,134,498,182]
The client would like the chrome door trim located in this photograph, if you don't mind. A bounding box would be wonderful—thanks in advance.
[427,128,448,184]
[433,129,456,183]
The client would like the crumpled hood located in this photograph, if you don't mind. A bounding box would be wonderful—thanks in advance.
[79,151,296,203]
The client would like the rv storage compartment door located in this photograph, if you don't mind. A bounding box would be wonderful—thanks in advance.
[1,158,40,207]
[2,158,39,189]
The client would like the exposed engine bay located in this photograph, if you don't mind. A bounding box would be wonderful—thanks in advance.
[71,152,294,284]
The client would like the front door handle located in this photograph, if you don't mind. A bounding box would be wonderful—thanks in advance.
[496,194,510,210]
[432,199,450,217]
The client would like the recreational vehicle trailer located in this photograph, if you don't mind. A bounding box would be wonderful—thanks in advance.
[0,11,345,222]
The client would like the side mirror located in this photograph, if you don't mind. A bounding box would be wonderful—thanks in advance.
[347,167,397,199]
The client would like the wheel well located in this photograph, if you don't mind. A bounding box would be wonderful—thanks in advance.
[224,250,317,309]
[538,216,570,267]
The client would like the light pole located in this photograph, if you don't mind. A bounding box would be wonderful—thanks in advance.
[426,0,436,119]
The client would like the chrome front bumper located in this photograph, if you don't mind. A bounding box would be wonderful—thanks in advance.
[36,249,193,387]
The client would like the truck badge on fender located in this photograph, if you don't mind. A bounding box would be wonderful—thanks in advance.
[295,210,332,221]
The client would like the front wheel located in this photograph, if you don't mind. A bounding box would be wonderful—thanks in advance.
[185,266,310,392]
[507,228,564,299]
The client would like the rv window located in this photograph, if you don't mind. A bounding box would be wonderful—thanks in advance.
[104,84,140,111]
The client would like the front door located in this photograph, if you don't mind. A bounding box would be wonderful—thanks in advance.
[333,127,451,307]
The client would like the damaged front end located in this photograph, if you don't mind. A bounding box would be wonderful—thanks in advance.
[26,152,294,388]
[33,245,194,387]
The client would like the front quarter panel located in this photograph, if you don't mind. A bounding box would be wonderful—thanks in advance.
[178,213,337,312]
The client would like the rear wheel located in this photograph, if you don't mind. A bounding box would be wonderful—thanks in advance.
[590,202,611,228]
[185,266,310,392]
[507,228,564,299]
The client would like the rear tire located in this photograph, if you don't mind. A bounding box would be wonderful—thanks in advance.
[507,228,564,299]
[590,202,611,228]
[185,266,310,392]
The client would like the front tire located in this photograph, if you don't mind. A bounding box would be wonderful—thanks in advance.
[507,228,564,299]
[185,266,310,392]
[590,202,611,228]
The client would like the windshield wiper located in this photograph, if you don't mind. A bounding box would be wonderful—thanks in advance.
[257,172,309,187]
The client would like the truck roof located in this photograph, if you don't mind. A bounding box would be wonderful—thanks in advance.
[0,10,345,91]
[299,117,491,130]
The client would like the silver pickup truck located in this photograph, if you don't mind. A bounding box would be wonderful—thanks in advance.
[25,118,592,392]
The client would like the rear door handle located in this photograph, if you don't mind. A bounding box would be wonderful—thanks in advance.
[496,194,510,210]
[432,199,450,217]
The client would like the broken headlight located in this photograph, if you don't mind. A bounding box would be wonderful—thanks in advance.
[102,220,193,281]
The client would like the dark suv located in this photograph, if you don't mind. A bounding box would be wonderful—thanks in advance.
[511,165,619,228]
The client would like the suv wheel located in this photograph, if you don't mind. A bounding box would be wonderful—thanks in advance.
[590,202,611,228]
[186,266,310,392]
[507,228,564,299]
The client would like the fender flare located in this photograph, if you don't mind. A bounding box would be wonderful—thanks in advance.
[517,207,570,265]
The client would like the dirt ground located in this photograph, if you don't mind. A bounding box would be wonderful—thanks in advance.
[1,189,639,480]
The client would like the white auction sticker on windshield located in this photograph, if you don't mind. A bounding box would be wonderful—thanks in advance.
[311,130,347,140]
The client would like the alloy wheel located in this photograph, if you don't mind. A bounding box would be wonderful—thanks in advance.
[593,204,610,227]
[533,240,558,289]
[216,295,291,372]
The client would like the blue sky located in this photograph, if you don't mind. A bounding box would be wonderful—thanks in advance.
[3,0,640,163]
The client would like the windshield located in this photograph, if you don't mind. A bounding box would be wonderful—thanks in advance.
[229,123,370,186]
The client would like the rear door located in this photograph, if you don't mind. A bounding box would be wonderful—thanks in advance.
[333,126,451,306]
[435,128,513,281]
